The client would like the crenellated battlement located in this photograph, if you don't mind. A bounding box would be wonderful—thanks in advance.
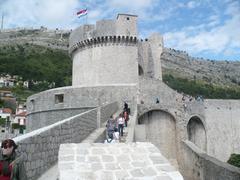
[69,14,138,56]
[69,35,138,55]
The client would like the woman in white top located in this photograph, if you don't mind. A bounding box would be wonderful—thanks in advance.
[118,113,125,136]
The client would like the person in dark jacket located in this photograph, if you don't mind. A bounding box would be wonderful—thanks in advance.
[106,115,116,140]
[0,139,27,180]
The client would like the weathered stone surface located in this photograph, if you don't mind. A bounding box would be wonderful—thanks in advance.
[58,142,183,180]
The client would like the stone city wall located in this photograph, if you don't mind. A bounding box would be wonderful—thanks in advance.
[138,77,183,113]
[182,140,240,180]
[27,85,137,131]
[203,99,240,162]
[13,102,118,180]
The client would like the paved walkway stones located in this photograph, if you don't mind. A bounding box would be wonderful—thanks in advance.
[58,142,183,180]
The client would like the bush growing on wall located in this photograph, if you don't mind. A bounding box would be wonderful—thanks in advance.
[227,154,240,168]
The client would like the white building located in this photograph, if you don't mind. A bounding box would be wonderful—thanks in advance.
[13,111,27,125]
[0,108,13,123]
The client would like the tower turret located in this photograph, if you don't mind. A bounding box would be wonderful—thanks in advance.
[69,14,139,87]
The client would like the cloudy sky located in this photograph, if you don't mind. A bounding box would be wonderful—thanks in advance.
[0,0,240,61]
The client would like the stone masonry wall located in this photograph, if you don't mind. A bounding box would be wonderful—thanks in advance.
[27,108,92,132]
[182,140,240,180]
[13,102,118,180]
[203,99,240,162]
[100,102,118,125]
[27,85,137,131]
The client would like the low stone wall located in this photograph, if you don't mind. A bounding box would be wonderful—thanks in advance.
[126,107,138,143]
[27,85,137,131]
[13,102,118,180]
[27,107,93,132]
[182,140,240,180]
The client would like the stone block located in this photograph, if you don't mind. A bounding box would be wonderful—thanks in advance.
[76,155,85,162]
[142,167,157,176]
[131,161,146,167]
[119,162,132,170]
[117,154,131,162]
[91,148,106,155]
[91,162,103,172]
[104,163,120,170]
[155,175,172,180]
[101,155,115,162]
[75,162,92,172]
[87,156,101,162]
[149,155,168,164]
[114,170,130,179]
[59,155,74,161]
[156,164,176,172]
[76,148,89,155]
[130,168,144,177]
[95,171,114,180]
[58,162,74,170]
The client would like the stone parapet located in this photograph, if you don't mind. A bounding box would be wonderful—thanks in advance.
[26,85,136,131]
[13,102,118,180]
[182,140,240,180]
[69,35,138,55]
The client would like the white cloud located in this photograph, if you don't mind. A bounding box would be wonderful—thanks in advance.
[1,0,82,29]
[110,0,153,10]
[186,1,200,9]
[163,1,240,58]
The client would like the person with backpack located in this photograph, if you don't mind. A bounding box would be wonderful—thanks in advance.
[106,115,115,140]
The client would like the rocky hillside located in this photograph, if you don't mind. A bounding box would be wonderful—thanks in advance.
[1,28,240,88]
[0,27,70,50]
[161,48,240,87]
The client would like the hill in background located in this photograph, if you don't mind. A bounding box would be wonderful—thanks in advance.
[0,28,240,99]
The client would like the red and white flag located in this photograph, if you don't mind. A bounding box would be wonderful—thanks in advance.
[77,9,88,18]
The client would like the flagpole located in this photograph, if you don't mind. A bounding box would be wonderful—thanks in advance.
[1,13,4,31]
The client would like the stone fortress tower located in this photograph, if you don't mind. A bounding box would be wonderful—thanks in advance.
[26,14,240,180]
[69,14,139,86]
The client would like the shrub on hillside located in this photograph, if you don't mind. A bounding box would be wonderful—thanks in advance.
[163,74,240,99]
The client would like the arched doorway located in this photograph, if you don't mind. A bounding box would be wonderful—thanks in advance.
[187,116,207,151]
[138,65,144,76]
[138,110,177,160]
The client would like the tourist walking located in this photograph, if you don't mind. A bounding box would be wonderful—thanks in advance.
[106,115,116,140]
[118,114,125,136]
[0,139,27,180]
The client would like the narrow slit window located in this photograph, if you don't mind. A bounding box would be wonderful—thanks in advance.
[55,94,64,104]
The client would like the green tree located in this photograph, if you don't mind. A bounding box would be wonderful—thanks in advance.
[227,154,240,168]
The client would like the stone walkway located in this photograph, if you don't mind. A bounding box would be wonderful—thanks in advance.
[58,142,184,180]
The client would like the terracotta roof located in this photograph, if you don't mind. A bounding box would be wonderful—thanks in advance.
[2,108,12,114]
[16,111,27,117]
